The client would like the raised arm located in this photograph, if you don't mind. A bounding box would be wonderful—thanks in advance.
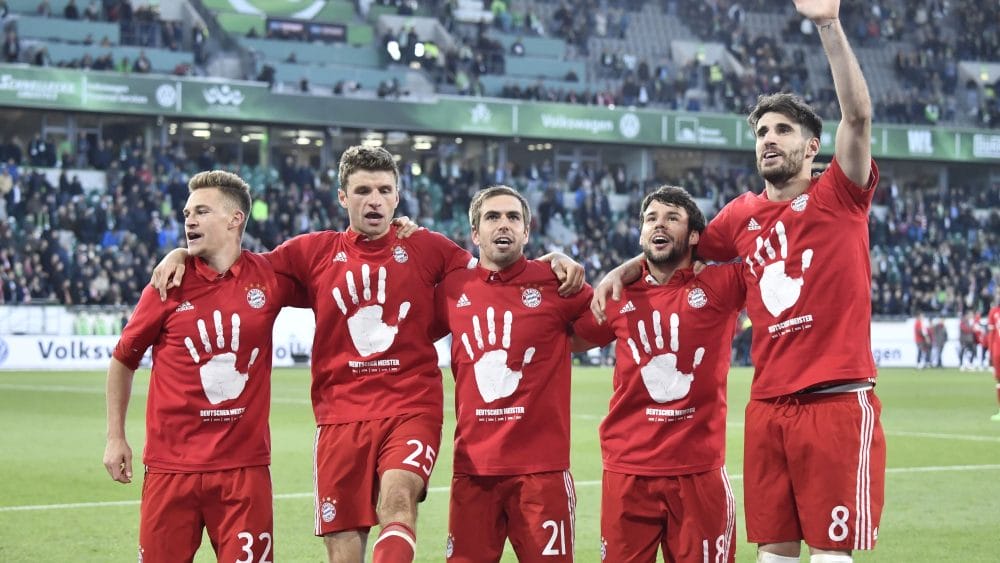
[797,0,872,186]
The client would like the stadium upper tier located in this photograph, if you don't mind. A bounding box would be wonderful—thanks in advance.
[3,0,996,126]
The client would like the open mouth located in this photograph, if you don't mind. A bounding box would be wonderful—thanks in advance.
[651,233,670,246]
[186,232,202,243]
[761,150,783,165]
[493,236,513,249]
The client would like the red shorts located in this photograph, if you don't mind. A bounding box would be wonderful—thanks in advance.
[447,471,576,563]
[313,413,441,535]
[600,468,736,563]
[744,390,885,551]
[139,466,273,563]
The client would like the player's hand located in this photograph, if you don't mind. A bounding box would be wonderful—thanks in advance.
[185,310,260,405]
[543,252,585,296]
[150,248,190,301]
[627,311,703,403]
[333,264,410,356]
[793,0,839,24]
[591,257,640,323]
[692,259,707,275]
[393,216,420,238]
[461,307,533,403]
[748,220,813,317]
[103,437,133,484]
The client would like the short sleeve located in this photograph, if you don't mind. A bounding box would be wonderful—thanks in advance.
[698,201,739,263]
[113,286,170,370]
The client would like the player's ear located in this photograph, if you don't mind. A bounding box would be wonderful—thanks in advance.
[230,209,245,231]
[689,229,700,245]
[806,136,820,159]
[337,189,348,209]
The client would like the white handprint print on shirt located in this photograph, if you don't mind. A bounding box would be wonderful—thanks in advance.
[461,307,535,403]
[746,220,814,317]
[627,311,704,403]
[184,310,260,405]
[332,264,411,357]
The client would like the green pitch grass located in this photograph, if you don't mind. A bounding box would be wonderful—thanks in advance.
[0,367,997,562]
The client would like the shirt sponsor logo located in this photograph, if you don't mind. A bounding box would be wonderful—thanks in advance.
[247,287,266,309]
[393,245,409,263]
[791,194,809,212]
[333,251,347,263]
[175,301,194,312]
[619,300,636,314]
[456,294,471,308]
[320,498,337,523]
[747,217,762,231]
[521,288,542,308]
[687,288,708,308]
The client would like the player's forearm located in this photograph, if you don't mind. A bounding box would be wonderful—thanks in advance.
[817,19,872,125]
[105,358,135,440]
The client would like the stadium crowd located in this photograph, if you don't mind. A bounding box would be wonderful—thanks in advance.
[1,131,996,321]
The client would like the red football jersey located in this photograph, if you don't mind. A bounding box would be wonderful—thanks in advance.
[574,264,745,476]
[265,227,474,424]
[988,307,1000,349]
[113,252,302,472]
[436,257,592,475]
[698,158,880,399]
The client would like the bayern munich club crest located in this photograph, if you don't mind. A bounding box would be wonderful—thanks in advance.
[246,287,266,309]
[393,245,409,263]
[521,287,542,308]
[687,288,708,308]
[791,193,809,212]
[321,498,337,523]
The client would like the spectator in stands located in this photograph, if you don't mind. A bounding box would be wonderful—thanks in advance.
[3,29,18,63]
[64,0,80,19]
[132,50,151,73]
[83,0,99,20]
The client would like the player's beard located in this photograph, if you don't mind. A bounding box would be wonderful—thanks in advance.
[758,144,806,185]
[642,235,690,268]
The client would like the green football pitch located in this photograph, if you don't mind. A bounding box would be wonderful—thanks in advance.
[0,367,997,562]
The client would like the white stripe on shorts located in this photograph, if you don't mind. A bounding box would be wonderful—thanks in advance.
[563,469,577,558]
[853,391,876,550]
[313,426,322,536]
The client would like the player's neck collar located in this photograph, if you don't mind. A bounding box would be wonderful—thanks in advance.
[478,255,528,282]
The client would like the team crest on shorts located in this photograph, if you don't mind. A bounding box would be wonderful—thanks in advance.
[521,287,542,308]
[246,286,266,309]
[393,245,409,263]
[320,497,337,523]
[687,288,708,308]
[600,537,607,561]
[445,533,455,558]
[791,194,809,212]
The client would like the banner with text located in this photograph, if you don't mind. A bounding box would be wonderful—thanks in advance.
[2,65,997,162]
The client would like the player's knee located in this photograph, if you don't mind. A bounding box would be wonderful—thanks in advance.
[809,554,852,563]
